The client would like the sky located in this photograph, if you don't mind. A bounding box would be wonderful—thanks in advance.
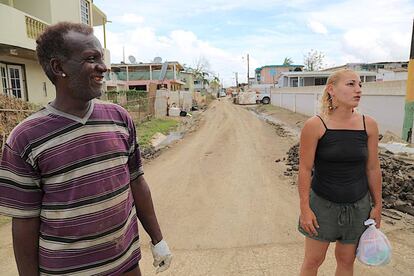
[93,0,414,86]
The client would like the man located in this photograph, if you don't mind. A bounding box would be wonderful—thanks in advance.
[0,22,171,275]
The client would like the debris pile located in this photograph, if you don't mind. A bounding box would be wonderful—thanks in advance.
[141,146,160,160]
[0,95,38,153]
[380,150,414,215]
[284,143,414,215]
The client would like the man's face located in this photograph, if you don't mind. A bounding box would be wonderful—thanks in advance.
[60,31,107,101]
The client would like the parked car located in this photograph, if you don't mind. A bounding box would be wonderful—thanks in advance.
[256,92,271,104]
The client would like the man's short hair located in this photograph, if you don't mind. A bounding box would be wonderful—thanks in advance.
[36,22,94,84]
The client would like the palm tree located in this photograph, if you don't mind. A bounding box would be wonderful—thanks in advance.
[283,57,293,66]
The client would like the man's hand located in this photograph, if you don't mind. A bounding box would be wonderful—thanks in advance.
[150,240,172,273]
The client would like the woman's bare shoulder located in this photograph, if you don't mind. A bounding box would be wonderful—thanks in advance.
[302,115,326,138]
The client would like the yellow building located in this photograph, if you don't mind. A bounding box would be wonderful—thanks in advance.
[0,0,110,105]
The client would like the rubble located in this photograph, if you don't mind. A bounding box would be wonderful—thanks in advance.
[0,95,39,153]
[141,146,161,160]
[284,143,414,216]
[267,121,291,137]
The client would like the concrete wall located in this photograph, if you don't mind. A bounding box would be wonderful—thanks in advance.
[270,80,409,136]
[0,4,38,50]
[0,55,55,106]
[13,0,51,23]
[50,0,82,24]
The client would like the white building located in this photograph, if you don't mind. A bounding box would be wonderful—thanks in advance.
[277,71,377,88]
[376,68,408,82]
[0,0,109,105]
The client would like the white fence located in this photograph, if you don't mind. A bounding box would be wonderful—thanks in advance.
[270,80,408,137]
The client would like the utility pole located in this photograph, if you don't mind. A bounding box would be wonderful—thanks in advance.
[235,72,239,88]
[122,46,125,63]
[247,53,250,87]
[402,19,414,142]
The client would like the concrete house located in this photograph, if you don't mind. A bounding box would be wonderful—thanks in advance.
[180,71,195,93]
[255,64,304,85]
[323,61,408,73]
[107,61,185,92]
[278,71,377,88]
[0,0,110,105]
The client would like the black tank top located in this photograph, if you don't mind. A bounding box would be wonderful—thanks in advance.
[311,115,369,203]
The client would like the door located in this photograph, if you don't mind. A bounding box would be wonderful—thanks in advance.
[8,65,26,101]
[0,63,8,96]
[0,63,26,101]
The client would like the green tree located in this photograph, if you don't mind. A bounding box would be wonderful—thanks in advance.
[209,76,220,92]
[282,57,293,66]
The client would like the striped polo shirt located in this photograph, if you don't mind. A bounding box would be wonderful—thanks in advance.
[0,100,143,275]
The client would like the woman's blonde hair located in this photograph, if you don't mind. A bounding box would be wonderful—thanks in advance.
[320,69,359,116]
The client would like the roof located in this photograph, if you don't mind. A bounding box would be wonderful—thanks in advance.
[280,70,377,78]
[111,61,184,70]
[323,61,409,71]
[255,64,304,71]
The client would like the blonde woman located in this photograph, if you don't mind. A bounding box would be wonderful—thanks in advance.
[298,69,382,276]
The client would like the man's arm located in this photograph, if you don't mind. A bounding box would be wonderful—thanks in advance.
[130,175,163,245]
[12,217,40,276]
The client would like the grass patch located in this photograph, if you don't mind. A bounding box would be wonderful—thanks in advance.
[136,118,179,148]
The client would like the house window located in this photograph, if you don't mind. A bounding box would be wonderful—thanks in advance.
[80,0,90,25]
[315,77,327,86]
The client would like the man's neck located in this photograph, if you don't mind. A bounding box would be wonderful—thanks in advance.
[51,97,92,118]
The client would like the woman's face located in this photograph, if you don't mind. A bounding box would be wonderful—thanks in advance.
[330,72,362,109]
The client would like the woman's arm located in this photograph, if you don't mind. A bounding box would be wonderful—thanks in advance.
[298,117,323,236]
[365,116,382,227]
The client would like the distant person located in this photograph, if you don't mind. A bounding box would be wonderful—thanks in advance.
[297,69,382,275]
[0,22,171,275]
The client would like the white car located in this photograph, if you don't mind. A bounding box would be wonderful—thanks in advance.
[256,92,271,104]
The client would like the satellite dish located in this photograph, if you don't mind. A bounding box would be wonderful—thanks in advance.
[153,56,162,63]
[128,55,137,64]
[159,61,168,80]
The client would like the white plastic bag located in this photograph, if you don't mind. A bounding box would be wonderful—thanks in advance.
[356,219,392,266]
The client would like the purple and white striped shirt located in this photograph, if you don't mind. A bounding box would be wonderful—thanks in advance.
[0,100,143,275]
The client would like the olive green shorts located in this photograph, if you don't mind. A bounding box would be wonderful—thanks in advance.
[298,190,371,244]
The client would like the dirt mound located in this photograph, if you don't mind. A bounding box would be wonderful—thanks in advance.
[285,143,414,215]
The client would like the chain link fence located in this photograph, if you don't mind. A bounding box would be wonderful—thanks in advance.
[104,90,156,123]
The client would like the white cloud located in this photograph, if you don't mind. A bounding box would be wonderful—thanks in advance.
[117,13,145,24]
[308,0,413,62]
[95,27,246,86]
[93,0,414,85]
[307,20,328,35]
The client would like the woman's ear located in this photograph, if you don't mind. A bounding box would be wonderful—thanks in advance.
[327,84,335,98]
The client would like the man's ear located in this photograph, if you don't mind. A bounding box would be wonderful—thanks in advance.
[50,58,66,78]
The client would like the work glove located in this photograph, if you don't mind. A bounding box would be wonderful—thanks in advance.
[150,240,172,273]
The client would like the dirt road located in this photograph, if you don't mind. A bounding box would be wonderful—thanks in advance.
[0,99,413,275]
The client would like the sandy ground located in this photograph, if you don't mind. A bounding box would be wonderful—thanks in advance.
[0,98,413,275]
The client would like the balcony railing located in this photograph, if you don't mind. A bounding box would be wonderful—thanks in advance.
[109,71,183,81]
[25,16,47,39]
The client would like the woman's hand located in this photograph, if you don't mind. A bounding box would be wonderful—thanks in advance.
[370,206,382,228]
[300,207,319,236]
